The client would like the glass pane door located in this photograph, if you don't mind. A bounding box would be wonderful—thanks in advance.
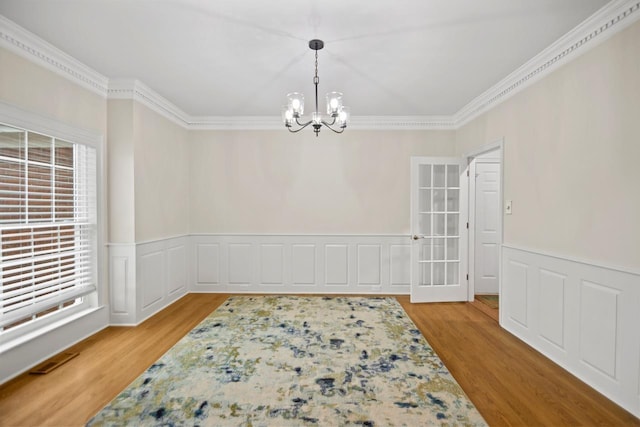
[411,157,467,302]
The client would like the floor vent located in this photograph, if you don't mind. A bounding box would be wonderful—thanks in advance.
[29,352,79,375]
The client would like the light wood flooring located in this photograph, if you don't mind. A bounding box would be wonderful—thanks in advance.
[0,293,638,426]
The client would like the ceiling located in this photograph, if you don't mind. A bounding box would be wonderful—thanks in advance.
[0,0,609,118]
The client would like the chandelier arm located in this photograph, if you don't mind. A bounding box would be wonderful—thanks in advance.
[287,125,310,133]
[295,117,312,127]
[320,120,346,134]
[287,118,313,133]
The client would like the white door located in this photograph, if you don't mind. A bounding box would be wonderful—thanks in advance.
[474,162,500,294]
[410,157,467,303]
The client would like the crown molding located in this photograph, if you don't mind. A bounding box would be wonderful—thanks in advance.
[107,79,190,128]
[454,0,640,127]
[187,116,281,130]
[106,84,455,131]
[2,1,639,131]
[349,116,456,130]
[0,14,109,97]
[187,115,456,131]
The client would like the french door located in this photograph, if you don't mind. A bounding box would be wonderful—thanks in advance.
[410,157,468,302]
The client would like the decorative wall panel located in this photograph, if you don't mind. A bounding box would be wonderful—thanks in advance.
[501,245,639,418]
[357,245,381,285]
[191,235,411,294]
[325,244,349,286]
[292,245,315,285]
[538,269,566,349]
[196,244,219,284]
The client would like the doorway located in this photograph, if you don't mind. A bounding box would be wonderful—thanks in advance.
[467,143,503,321]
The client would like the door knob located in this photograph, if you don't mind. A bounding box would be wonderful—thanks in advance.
[413,235,419,240]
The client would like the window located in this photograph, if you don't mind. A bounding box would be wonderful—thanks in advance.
[0,123,97,334]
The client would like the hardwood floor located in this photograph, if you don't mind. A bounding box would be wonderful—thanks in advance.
[0,294,638,426]
[469,295,499,322]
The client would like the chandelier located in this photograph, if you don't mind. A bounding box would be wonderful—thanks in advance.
[282,39,350,136]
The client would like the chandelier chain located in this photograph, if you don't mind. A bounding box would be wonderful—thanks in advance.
[313,49,319,85]
[314,49,319,113]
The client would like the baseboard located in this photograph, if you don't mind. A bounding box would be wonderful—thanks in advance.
[501,245,640,418]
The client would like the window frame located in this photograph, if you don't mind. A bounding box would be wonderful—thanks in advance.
[0,101,104,348]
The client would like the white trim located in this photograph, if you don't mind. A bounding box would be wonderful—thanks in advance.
[502,243,640,277]
[501,245,640,418]
[4,1,639,130]
[181,233,409,238]
[190,234,411,295]
[463,139,504,160]
[0,15,108,97]
[464,140,505,303]
[0,101,108,384]
[107,79,189,128]
[409,157,469,302]
[0,100,102,145]
[0,306,108,384]
[187,116,282,131]
[347,116,456,131]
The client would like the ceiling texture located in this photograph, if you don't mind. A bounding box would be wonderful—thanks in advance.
[0,0,617,122]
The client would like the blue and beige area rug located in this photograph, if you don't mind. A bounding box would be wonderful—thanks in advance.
[88,296,487,426]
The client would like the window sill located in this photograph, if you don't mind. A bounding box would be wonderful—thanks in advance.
[0,305,106,355]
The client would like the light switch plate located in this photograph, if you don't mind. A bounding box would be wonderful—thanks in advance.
[505,200,512,215]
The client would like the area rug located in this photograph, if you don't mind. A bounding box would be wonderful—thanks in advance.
[88,296,487,426]
[476,294,499,310]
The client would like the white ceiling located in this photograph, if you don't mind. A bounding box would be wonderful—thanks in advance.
[0,0,609,117]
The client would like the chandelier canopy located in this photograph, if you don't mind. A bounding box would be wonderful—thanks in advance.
[282,39,350,137]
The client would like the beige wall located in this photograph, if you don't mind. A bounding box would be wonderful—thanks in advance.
[0,48,106,133]
[133,103,189,242]
[107,100,135,243]
[3,17,639,271]
[189,130,455,234]
[456,20,640,271]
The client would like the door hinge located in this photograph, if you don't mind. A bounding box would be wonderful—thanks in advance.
[466,222,469,229]
[467,169,470,177]
[466,274,469,280]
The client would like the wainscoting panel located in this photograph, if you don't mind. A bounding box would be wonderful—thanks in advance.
[579,280,619,379]
[357,245,381,286]
[109,236,189,325]
[196,243,220,284]
[292,245,315,286]
[191,235,411,294]
[110,256,129,314]
[325,244,349,286]
[538,269,566,350]
[501,245,640,418]
[260,244,284,285]
[228,244,253,286]
[167,244,187,295]
[390,245,411,287]
[139,250,164,309]
[505,259,529,328]
[108,244,136,324]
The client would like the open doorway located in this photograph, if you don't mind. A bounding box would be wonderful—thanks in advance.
[466,142,503,322]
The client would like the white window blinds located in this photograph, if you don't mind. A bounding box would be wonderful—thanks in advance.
[0,124,97,330]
